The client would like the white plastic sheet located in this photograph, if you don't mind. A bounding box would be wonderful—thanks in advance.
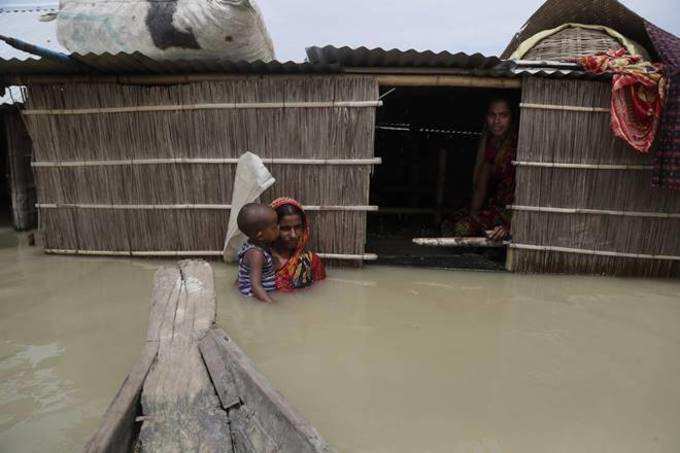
[57,0,275,61]
[222,152,275,263]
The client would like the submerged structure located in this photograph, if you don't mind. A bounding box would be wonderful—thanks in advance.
[0,0,679,276]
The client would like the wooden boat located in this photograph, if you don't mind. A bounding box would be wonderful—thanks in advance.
[84,260,333,453]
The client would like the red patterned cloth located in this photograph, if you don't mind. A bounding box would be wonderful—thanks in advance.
[579,48,667,153]
[270,197,326,292]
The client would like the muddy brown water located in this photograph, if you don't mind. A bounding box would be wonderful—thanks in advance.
[1,226,680,452]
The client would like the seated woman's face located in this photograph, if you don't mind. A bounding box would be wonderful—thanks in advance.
[486,100,512,138]
[278,214,304,251]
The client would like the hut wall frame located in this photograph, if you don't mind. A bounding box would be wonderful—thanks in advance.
[22,74,380,261]
[511,76,680,278]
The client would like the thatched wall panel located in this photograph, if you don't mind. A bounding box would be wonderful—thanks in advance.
[37,165,371,206]
[513,77,680,276]
[513,211,680,256]
[40,209,363,255]
[24,75,377,257]
[514,167,675,211]
[512,250,680,278]
[518,78,649,165]
[42,209,80,250]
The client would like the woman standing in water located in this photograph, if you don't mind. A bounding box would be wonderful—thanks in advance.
[442,98,517,241]
[270,198,326,291]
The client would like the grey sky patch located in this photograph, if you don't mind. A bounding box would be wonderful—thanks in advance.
[255,0,680,62]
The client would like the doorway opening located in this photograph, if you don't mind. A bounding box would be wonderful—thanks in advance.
[367,85,521,269]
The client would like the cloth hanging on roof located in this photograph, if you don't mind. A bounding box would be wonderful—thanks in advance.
[222,152,276,263]
[645,22,680,190]
[579,48,667,153]
[510,23,650,61]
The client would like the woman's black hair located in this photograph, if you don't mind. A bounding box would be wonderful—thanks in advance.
[275,203,305,222]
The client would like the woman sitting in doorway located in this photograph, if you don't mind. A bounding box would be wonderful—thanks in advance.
[442,98,517,241]
[270,197,326,291]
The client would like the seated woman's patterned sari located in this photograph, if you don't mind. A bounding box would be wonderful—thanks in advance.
[270,198,326,292]
[446,131,517,236]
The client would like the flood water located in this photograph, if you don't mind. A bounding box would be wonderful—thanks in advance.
[2,225,680,453]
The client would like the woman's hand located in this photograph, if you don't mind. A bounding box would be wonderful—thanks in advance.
[488,226,509,242]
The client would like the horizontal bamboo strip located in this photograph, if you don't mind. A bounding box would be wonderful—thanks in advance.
[374,74,521,88]
[31,157,383,168]
[519,102,610,113]
[22,100,383,116]
[510,243,680,261]
[43,249,378,260]
[9,73,363,86]
[512,161,653,170]
[318,253,378,261]
[509,205,680,218]
[36,203,379,211]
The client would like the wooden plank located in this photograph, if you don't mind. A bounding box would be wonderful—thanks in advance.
[137,260,232,452]
[200,328,334,453]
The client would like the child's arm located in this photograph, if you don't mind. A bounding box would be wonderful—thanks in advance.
[244,248,275,303]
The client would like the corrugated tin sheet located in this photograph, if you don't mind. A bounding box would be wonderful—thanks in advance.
[511,67,610,80]
[0,51,342,76]
[306,45,513,74]
[70,52,341,75]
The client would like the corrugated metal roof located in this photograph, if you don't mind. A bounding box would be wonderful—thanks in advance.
[511,67,610,80]
[510,60,610,80]
[0,52,341,76]
[306,45,513,74]
[69,52,341,75]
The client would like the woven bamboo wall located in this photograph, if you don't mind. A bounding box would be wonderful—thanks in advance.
[511,77,680,277]
[21,75,378,259]
[3,108,37,230]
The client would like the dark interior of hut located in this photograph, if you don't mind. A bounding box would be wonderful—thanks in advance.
[0,117,10,227]
[367,85,521,269]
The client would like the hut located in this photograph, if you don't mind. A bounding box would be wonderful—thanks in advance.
[0,0,678,276]
[501,0,680,277]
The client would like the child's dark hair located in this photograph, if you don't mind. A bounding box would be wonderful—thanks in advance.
[237,203,276,237]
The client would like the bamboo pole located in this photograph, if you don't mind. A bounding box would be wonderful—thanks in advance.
[36,203,379,211]
[519,102,610,113]
[510,243,680,261]
[508,205,680,219]
[43,249,378,260]
[8,73,350,86]
[22,100,383,116]
[412,237,506,248]
[31,157,383,168]
[512,161,653,170]
[374,74,521,88]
